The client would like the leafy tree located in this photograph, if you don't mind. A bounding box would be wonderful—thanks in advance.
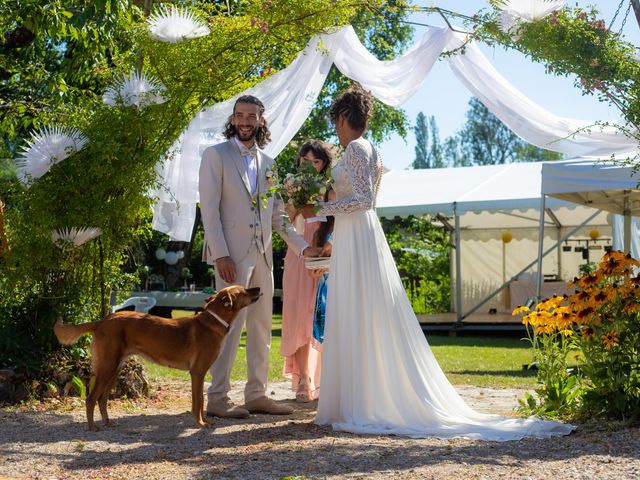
[380,215,450,314]
[0,0,387,376]
[440,97,562,166]
[412,112,444,169]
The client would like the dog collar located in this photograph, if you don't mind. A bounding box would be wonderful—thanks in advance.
[206,308,230,330]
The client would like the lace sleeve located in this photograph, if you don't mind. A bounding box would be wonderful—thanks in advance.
[317,142,373,216]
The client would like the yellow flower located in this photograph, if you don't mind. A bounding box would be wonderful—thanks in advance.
[579,271,602,289]
[536,295,565,311]
[601,330,619,350]
[560,329,574,337]
[581,326,595,341]
[512,305,531,316]
[535,324,555,335]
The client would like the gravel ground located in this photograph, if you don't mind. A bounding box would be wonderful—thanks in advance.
[1,380,639,480]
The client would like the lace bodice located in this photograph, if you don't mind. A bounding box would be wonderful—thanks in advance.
[317,138,383,216]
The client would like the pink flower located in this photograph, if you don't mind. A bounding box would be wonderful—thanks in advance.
[260,21,269,34]
[593,19,606,31]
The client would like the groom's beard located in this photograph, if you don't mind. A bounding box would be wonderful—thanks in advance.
[236,126,258,142]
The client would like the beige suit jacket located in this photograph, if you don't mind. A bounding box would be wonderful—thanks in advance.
[199,139,307,268]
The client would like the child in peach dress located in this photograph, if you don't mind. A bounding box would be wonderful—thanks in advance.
[281,140,334,402]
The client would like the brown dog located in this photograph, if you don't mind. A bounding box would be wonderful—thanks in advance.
[54,285,261,431]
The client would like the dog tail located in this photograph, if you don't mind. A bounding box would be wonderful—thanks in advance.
[54,317,98,345]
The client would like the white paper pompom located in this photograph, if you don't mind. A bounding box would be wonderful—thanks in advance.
[103,70,166,108]
[17,126,88,186]
[148,5,210,43]
[498,0,565,40]
[52,227,102,249]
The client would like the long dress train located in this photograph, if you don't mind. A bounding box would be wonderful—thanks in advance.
[314,138,574,441]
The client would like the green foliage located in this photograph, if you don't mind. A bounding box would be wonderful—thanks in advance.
[70,375,86,399]
[518,331,581,418]
[0,0,140,144]
[476,5,640,154]
[0,0,382,376]
[380,215,450,314]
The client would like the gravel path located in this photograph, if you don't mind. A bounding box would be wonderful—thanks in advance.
[1,380,639,480]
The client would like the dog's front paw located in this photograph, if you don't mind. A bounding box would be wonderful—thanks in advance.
[196,419,211,428]
[88,424,100,432]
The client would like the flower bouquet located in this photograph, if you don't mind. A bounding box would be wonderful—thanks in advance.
[275,161,331,209]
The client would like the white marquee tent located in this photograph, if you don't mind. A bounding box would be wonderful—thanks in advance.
[377,161,611,323]
[535,159,640,299]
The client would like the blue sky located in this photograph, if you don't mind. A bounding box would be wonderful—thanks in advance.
[377,1,640,170]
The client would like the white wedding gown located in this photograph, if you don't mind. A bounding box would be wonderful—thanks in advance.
[315,138,574,440]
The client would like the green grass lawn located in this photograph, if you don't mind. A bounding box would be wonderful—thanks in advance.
[141,312,537,389]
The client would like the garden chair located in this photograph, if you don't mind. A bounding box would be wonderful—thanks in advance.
[110,296,156,314]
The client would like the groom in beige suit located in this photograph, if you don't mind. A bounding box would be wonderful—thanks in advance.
[199,95,309,418]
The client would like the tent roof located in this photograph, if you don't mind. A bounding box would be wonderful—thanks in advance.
[541,159,640,216]
[377,161,609,229]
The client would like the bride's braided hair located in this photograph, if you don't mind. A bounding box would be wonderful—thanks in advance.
[328,83,373,131]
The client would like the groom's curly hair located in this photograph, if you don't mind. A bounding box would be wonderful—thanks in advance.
[223,95,272,148]
[328,83,373,131]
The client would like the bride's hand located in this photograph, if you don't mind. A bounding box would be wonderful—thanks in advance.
[319,242,332,257]
[303,246,322,258]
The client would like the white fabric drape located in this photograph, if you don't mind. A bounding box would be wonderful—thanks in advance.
[153,25,638,241]
[446,32,636,158]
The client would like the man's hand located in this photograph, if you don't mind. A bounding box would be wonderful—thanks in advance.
[215,256,236,283]
[285,202,297,222]
[307,267,328,279]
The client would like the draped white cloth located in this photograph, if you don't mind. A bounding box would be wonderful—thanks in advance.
[153,25,638,241]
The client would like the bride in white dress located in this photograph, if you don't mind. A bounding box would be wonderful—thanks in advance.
[298,84,574,441]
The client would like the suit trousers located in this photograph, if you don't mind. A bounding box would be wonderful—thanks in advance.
[207,243,274,403]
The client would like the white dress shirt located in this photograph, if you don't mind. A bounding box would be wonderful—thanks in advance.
[234,136,258,196]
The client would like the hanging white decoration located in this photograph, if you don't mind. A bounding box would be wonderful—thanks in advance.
[103,70,166,108]
[147,5,210,43]
[498,0,566,40]
[16,126,88,185]
[176,250,185,259]
[155,248,167,260]
[52,227,102,248]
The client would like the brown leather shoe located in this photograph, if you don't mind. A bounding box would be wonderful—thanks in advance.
[206,398,250,419]
[244,396,293,415]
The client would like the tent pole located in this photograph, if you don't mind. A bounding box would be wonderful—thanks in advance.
[454,202,463,324]
[536,195,546,303]
[624,190,631,253]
